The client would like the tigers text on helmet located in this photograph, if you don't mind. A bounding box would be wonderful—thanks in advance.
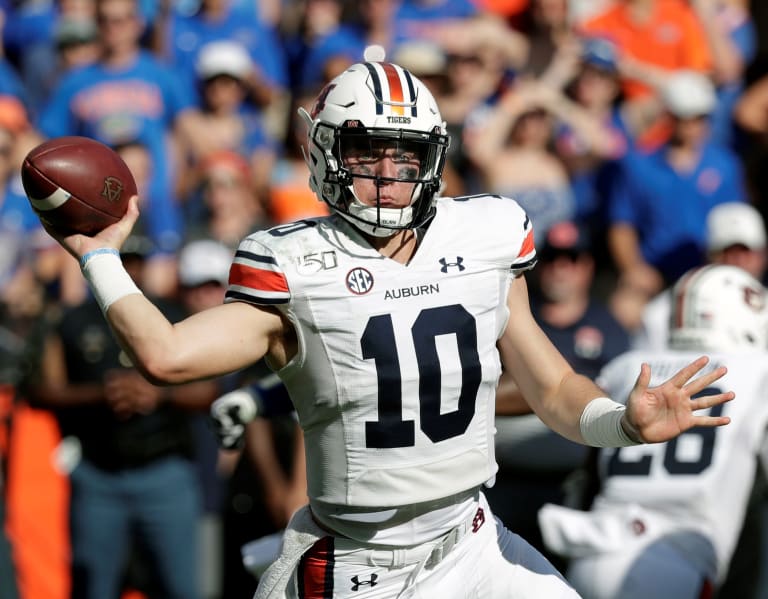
[669,264,768,352]
[298,61,450,237]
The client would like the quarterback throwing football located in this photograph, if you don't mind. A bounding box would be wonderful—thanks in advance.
[43,61,733,598]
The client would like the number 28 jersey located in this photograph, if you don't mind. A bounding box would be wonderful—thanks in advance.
[595,350,768,577]
[225,195,536,509]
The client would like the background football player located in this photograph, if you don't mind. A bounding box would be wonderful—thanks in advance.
[540,264,768,599]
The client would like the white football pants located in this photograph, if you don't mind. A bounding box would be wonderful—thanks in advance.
[286,493,581,599]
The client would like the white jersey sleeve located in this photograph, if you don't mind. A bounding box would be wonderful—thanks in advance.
[224,196,536,509]
[595,349,768,579]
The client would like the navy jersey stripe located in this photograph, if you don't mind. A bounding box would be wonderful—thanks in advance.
[225,290,289,305]
[235,249,278,265]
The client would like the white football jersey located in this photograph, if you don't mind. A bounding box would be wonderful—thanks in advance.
[225,195,536,509]
[595,349,768,578]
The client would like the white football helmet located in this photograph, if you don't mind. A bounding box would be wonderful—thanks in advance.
[298,61,449,237]
[669,264,768,352]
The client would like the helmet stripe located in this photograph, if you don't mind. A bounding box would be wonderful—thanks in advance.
[364,62,384,115]
[381,63,405,116]
[402,69,418,117]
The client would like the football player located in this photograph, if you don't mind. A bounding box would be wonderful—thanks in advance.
[540,264,768,599]
[42,61,732,598]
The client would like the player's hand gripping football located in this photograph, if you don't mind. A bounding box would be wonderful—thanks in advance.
[210,387,260,450]
[42,195,140,261]
[622,356,734,444]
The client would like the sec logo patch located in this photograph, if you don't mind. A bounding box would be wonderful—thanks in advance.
[346,267,374,295]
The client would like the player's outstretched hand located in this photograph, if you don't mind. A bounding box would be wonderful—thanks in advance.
[623,355,734,444]
[42,195,140,261]
[210,387,260,450]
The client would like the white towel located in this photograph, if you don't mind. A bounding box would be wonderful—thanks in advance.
[253,506,327,599]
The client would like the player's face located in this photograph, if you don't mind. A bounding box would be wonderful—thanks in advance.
[341,139,423,208]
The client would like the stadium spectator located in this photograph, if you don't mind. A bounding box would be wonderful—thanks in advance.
[579,0,712,102]
[297,0,406,87]
[281,0,348,95]
[540,264,768,599]
[156,0,288,108]
[185,150,268,248]
[35,16,101,114]
[2,0,94,116]
[30,236,220,599]
[632,201,767,351]
[46,59,732,598]
[183,40,278,212]
[174,238,241,599]
[267,93,330,225]
[36,0,197,259]
[606,70,748,329]
[433,38,513,193]
[690,0,757,149]
[0,98,47,301]
[516,0,576,80]
[463,78,576,244]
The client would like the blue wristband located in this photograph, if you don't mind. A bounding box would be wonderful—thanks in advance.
[79,248,120,269]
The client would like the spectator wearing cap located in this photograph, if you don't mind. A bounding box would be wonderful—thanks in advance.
[157,0,288,118]
[175,238,307,598]
[177,238,232,311]
[633,201,767,352]
[489,220,631,571]
[55,17,100,67]
[607,69,749,324]
[20,15,101,116]
[181,40,278,212]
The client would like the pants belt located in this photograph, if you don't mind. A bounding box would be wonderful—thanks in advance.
[335,514,474,569]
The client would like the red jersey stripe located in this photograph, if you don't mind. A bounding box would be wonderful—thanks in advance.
[229,262,289,293]
[519,228,535,259]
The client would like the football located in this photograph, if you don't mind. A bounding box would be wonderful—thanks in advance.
[21,136,137,236]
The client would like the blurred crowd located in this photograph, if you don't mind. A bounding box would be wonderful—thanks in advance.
[2,0,768,598]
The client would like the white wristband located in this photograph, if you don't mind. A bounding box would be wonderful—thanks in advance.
[579,397,642,447]
[80,249,143,314]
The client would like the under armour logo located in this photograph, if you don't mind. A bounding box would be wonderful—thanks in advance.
[472,507,485,533]
[439,256,465,273]
[351,573,378,591]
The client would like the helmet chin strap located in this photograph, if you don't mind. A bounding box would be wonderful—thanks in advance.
[338,178,421,237]
[344,202,414,237]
